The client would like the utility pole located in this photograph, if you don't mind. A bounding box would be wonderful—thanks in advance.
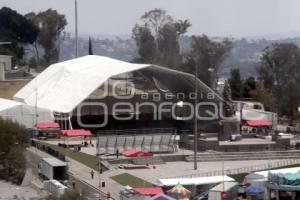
[75,0,79,58]
[194,63,198,170]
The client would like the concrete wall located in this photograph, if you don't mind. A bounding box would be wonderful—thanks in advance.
[0,55,12,71]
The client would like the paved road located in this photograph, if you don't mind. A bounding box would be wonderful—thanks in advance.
[26,148,109,200]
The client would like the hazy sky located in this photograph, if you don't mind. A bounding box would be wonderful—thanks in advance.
[2,0,300,38]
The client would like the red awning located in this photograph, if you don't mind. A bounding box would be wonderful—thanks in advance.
[60,129,92,137]
[245,120,271,127]
[122,149,153,157]
[133,187,163,196]
[36,122,60,129]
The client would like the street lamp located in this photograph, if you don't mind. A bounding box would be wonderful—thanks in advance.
[194,63,198,170]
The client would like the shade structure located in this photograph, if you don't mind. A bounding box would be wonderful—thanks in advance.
[246,186,264,194]
[133,187,163,196]
[36,122,60,129]
[167,184,191,200]
[158,176,235,187]
[0,98,53,128]
[122,149,153,157]
[245,120,271,127]
[60,129,92,137]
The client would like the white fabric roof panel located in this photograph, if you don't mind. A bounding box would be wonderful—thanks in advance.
[157,175,235,186]
[43,157,67,167]
[14,56,149,113]
[253,167,300,178]
[209,181,238,192]
[0,98,53,128]
[0,98,22,111]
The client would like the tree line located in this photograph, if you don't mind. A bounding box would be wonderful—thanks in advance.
[228,43,300,125]
[0,117,29,184]
[0,7,67,69]
[133,9,300,124]
[132,8,232,87]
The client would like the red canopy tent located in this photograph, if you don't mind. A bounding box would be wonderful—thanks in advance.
[36,122,60,129]
[133,187,164,196]
[245,120,271,127]
[122,149,153,157]
[60,129,92,137]
[59,129,92,148]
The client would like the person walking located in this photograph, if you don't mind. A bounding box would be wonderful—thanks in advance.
[116,149,119,159]
[90,169,94,179]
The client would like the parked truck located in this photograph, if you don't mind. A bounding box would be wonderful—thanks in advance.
[39,157,67,180]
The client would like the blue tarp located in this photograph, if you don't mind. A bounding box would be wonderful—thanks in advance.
[246,186,264,194]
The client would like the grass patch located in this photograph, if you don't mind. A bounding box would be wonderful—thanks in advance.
[111,173,153,187]
[36,141,105,171]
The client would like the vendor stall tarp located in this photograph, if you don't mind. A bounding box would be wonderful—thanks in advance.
[36,122,60,129]
[122,149,153,157]
[60,129,92,137]
[133,187,163,196]
[245,120,271,127]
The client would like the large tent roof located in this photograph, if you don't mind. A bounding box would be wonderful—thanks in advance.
[14,55,222,113]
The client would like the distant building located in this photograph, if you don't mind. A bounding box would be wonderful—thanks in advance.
[0,55,12,71]
[0,55,12,81]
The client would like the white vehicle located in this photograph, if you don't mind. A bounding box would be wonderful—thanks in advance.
[233,101,278,128]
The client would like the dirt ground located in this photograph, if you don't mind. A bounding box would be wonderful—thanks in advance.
[0,79,31,99]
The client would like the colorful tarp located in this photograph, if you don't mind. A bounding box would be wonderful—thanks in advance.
[167,183,191,200]
[245,120,271,127]
[133,187,163,196]
[60,129,92,137]
[122,149,153,157]
[36,122,60,129]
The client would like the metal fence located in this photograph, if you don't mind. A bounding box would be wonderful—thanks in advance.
[96,128,177,154]
[168,159,300,179]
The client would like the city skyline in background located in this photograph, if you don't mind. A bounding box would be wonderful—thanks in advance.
[3,0,300,39]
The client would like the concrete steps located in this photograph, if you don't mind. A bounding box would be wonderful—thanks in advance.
[185,151,300,162]
[132,156,165,165]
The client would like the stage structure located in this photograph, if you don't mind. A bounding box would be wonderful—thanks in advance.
[96,128,178,154]
[2,55,223,131]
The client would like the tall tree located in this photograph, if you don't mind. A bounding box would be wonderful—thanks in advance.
[0,118,29,184]
[258,43,300,124]
[26,9,67,67]
[222,80,235,117]
[0,7,39,61]
[132,9,190,69]
[242,76,256,99]
[132,25,156,62]
[229,68,243,99]
[88,37,93,55]
[186,35,232,86]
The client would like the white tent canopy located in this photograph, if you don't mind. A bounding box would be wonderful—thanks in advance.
[0,98,53,128]
[157,176,235,186]
[14,55,222,114]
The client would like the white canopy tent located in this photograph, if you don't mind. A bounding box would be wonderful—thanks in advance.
[14,56,150,113]
[157,175,235,187]
[0,98,53,128]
